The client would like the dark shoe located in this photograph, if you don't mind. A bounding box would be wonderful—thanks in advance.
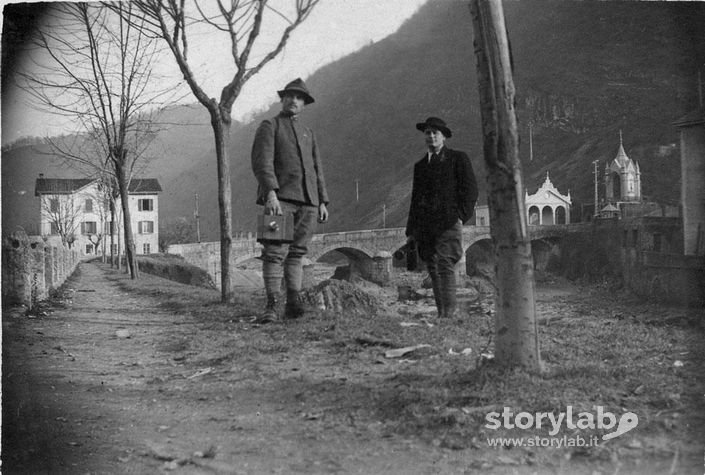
[284,290,305,320]
[254,295,279,324]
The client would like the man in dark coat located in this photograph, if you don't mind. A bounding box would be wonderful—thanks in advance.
[406,117,478,318]
[251,78,329,323]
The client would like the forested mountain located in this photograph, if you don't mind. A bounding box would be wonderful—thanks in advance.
[4,0,704,242]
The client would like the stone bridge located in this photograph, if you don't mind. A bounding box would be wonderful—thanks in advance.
[168,223,589,287]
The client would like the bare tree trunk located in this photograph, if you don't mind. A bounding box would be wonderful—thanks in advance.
[115,162,139,279]
[209,104,234,302]
[470,0,542,372]
[110,199,116,268]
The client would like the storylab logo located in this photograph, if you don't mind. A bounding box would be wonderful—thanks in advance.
[485,406,639,443]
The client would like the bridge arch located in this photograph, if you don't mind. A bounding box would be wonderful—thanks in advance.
[233,251,261,266]
[465,237,493,278]
[312,245,392,285]
[464,233,493,248]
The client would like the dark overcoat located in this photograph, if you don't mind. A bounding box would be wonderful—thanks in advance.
[405,146,478,241]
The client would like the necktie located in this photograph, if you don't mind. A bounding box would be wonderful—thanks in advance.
[430,152,439,164]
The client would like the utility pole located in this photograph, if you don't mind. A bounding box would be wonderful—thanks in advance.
[354,178,360,202]
[194,193,201,243]
[382,203,386,228]
[592,160,599,217]
[529,122,533,161]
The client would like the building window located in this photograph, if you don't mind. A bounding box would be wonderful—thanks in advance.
[138,199,154,211]
[50,222,59,235]
[85,199,93,212]
[50,198,59,212]
[86,244,94,254]
[138,221,154,234]
[143,243,151,255]
[479,217,486,226]
[81,221,97,235]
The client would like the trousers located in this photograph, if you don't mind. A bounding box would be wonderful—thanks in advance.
[260,201,318,295]
[420,221,463,318]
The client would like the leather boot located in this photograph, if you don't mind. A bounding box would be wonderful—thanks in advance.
[430,272,444,318]
[440,273,457,319]
[284,258,305,320]
[255,294,279,324]
[284,289,305,320]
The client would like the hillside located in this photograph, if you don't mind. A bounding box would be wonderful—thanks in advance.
[3,0,704,242]
[170,0,705,239]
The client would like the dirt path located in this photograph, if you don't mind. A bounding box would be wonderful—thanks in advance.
[2,262,474,474]
[3,261,703,474]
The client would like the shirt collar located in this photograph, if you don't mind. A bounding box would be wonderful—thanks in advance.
[427,147,445,162]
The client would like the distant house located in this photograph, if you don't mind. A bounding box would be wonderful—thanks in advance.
[34,176,162,256]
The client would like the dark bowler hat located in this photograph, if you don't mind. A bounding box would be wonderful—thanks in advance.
[415,116,452,138]
[277,78,315,104]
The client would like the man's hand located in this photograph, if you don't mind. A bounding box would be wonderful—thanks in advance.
[318,203,329,223]
[264,190,282,216]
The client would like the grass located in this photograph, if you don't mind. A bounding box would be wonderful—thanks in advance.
[100,262,704,473]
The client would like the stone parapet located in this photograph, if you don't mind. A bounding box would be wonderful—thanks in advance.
[2,231,80,309]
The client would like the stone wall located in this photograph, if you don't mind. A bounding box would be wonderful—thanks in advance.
[555,218,704,306]
[554,219,624,281]
[135,256,217,289]
[2,231,80,309]
[623,251,704,306]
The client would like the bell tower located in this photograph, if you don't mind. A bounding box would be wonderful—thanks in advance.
[605,131,641,203]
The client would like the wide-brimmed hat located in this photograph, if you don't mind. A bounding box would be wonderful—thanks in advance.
[277,78,315,104]
[415,117,452,138]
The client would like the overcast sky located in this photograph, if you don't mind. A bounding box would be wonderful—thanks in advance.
[1,0,427,145]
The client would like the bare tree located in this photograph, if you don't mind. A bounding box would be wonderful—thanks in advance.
[127,0,320,302]
[40,191,80,249]
[159,216,196,251]
[17,2,175,278]
[470,0,543,372]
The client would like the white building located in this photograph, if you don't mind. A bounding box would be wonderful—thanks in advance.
[34,177,162,256]
[525,172,572,225]
[474,172,572,226]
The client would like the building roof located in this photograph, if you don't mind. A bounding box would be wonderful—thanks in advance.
[525,172,572,206]
[129,178,162,194]
[35,178,94,196]
[35,177,162,196]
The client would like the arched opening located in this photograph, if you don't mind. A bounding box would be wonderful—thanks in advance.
[541,206,554,225]
[555,206,567,224]
[465,239,493,279]
[610,172,622,200]
[316,249,358,282]
[528,206,540,225]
